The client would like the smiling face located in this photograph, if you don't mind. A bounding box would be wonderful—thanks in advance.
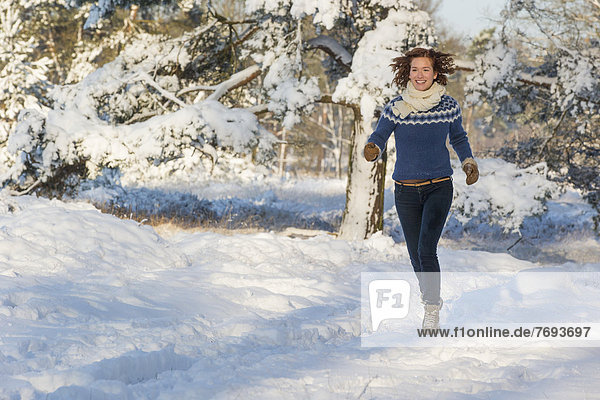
[409,57,438,91]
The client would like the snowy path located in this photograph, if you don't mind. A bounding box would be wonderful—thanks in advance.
[0,196,599,399]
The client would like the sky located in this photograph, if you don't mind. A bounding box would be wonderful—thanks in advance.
[438,0,506,38]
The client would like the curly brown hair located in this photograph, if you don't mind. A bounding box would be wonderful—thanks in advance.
[390,47,455,88]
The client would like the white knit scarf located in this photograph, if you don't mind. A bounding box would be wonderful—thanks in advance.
[391,81,446,118]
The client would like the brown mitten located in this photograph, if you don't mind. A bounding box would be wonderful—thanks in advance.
[364,143,380,162]
[462,158,479,185]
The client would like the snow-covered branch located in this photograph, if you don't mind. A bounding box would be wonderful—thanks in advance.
[181,65,262,102]
[586,0,600,9]
[206,64,261,101]
[517,72,556,88]
[247,104,269,115]
[306,35,352,71]
[177,84,218,97]
[135,71,187,107]
[455,59,555,88]
[317,95,359,112]
[135,64,262,109]
[177,65,261,101]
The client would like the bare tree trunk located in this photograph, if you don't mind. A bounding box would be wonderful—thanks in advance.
[465,106,473,134]
[124,4,139,32]
[338,106,386,240]
[47,26,63,82]
[321,104,329,176]
[323,80,343,179]
[336,106,344,179]
[278,129,287,177]
[317,145,324,176]
[77,20,83,42]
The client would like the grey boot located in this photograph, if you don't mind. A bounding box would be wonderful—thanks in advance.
[422,300,442,330]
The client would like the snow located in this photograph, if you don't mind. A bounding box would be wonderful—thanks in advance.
[72,157,583,240]
[0,157,599,398]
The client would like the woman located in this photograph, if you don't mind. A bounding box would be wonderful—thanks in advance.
[363,47,479,329]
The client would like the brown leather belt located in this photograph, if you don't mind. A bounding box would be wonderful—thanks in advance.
[394,176,452,187]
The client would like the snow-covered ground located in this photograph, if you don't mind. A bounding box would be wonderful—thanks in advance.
[1,160,599,399]
[80,159,597,264]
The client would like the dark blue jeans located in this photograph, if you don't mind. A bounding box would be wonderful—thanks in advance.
[394,179,453,305]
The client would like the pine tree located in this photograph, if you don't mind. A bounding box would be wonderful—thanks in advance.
[0,0,52,145]
[464,0,600,212]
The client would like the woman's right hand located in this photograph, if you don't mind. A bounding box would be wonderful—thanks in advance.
[364,143,380,161]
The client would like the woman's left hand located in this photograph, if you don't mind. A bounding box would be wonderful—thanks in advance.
[462,158,479,185]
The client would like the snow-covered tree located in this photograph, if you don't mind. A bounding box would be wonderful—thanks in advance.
[0,0,52,147]
[244,0,436,239]
[2,17,277,194]
[464,0,600,211]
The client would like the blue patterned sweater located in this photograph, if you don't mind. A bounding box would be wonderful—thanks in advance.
[367,94,473,181]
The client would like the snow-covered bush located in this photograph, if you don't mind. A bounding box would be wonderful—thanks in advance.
[451,158,562,233]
